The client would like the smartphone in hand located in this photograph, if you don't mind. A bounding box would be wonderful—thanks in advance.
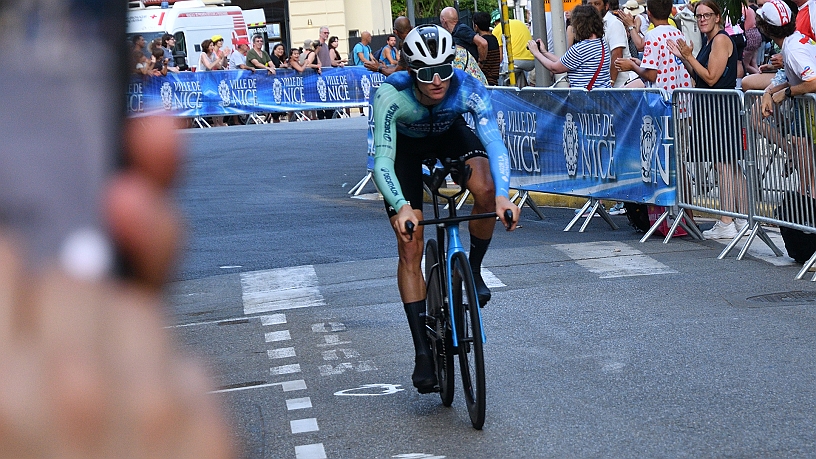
[0,0,126,278]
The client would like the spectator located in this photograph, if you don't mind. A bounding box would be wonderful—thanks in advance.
[315,28,333,120]
[198,39,226,127]
[161,33,179,73]
[316,26,332,70]
[133,49,152,75]
[211,35,230,67]
[328,36,346,66]
[473,11,501,85]
[379,34,400,67]
[300,39,313,64]
[287,48,305,71]
[528,5,612,89]
[453,44,489,84]
[302,41,322,74]
[743,5,762,74]
[198,39,223,71]
[132,34,146,54]
[759,0,816,196]
[669,0,745,239]
[365,17,413,76]
[491,10,535,87]
[588,0,634,86]
[615,0,692,94]
[353,31,376,66]
[614,1,646,54]
[131,34,147,72]
[742,0,816,90]
[440,6,487,62]
[246,34,275,74]
[151,46,169,77]
[270,43,287,67]
[228,38,253,71]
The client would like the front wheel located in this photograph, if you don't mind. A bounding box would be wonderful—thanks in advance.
[425,239,454,406]
[451,252,486,429]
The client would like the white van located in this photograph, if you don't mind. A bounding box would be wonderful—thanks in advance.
[128,0,267,70]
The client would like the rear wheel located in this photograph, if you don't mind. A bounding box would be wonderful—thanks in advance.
[451,252,486,429]
[425,239,454,406]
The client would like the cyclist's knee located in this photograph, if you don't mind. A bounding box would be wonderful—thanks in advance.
[398,237,424,265]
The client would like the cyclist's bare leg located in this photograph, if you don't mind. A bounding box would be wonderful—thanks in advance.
[465,156,496,305]
[390,209,437,392]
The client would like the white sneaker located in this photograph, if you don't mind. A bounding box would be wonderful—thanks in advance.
[734,218,748,232]
[703,220,738,239]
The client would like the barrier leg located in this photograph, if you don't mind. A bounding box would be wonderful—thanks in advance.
[639,209,670,243]
[795,250,816,280]
[564,199,593,232]
[348,171,374,196]
[515,191,545,220]
[718,223,751,259]
[676,209,704,240]
[193,117,211,128]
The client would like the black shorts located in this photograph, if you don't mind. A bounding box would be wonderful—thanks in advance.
[385,116,487,217]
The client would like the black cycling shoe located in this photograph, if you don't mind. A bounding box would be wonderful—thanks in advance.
[412,354,438,394]
[472,271,491,307]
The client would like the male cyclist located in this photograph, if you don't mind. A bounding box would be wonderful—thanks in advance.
[372,25,519,393]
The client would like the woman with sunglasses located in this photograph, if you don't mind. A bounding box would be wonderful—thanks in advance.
[370,24,519,394]
[328,35,346,67]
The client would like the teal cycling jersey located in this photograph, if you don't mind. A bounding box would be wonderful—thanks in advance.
[372,69,511,213]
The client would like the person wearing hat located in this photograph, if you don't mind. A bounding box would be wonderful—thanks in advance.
[211,34,230,67]
[613,1,647,55]
[300,39,313,65]
[228,37,254,71]
[758,0,816,197]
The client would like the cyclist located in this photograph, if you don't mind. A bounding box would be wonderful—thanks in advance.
[371,24,519,393]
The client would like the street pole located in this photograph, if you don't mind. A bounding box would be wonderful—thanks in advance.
[500,0,515,86]
[549,0,568,86]
[531,0,551,86]
[407,0,415,28]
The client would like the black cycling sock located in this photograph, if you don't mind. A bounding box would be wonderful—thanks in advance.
[404,300,431,357]
[469,235,491,274]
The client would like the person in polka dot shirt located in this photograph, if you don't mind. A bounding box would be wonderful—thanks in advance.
[614,0,692,94]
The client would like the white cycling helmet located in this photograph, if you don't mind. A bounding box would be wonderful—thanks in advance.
[401,24,456,70]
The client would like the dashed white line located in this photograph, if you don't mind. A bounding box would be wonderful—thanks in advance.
[295,443,327,459]
[261,313,287,326]
[553,241,677,278]
[270,364,302,375]
[241,265,326,314]
[280,380,308,392]
[265,330,292,343]
[291,418,319,434]
[316,334,352,347]
[268,347,296,359]
[286,397,313,410]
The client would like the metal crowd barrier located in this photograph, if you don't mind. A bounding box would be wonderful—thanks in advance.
[744,91,816,279]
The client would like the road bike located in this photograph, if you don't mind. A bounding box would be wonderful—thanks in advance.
[407,157,512,430]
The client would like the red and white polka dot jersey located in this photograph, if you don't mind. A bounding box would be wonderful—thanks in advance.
[640,25,692,94]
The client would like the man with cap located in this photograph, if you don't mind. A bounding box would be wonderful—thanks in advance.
[228,37,254,71]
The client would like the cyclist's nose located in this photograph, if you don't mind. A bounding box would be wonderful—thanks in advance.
[432,73,442,85]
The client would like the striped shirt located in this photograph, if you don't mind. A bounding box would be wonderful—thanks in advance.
[560,38,612,89]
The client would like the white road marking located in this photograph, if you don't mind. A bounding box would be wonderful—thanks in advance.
[392,454,446,459]
[553,241,677,278]
[241,265,325,314]
[261,313,287,326]
[270,364,301,375]
[317,334,352,347]
[265,330,292,343]
[421,259,505,288]
[286,397,313,410]
[318,360,378,376]
[280,380,307,392]
[219,265,242,269]
[311,322,347,332]
[334,384,405,396]
[295,443,327,459]
[322,349,360,361]
[268,347,296,359]
[290,418,319,434]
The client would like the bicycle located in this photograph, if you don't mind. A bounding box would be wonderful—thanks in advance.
[406,157,513,430]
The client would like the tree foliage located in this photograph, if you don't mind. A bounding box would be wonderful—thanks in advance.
[391,0,505,21]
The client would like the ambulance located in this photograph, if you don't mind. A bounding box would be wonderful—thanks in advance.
[127,0,268,70]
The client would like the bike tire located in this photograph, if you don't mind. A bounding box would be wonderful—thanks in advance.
[451,251,486,429]
[425,239,454,406]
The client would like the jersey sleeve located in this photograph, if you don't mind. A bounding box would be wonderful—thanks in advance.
[372,83,411,212]
[461,76,511,200]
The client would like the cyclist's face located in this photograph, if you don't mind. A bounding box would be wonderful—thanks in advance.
[416,73,450,104]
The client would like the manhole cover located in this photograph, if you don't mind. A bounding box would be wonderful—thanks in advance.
[745,290,816,306]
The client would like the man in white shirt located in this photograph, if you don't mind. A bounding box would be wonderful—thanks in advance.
[588,0,634,86]
[228,38,254,71]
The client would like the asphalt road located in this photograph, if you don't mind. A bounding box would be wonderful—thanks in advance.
[168,117,816,458]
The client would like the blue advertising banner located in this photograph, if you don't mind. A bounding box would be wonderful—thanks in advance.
[127,66,388,117]
[489,87,677,206]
